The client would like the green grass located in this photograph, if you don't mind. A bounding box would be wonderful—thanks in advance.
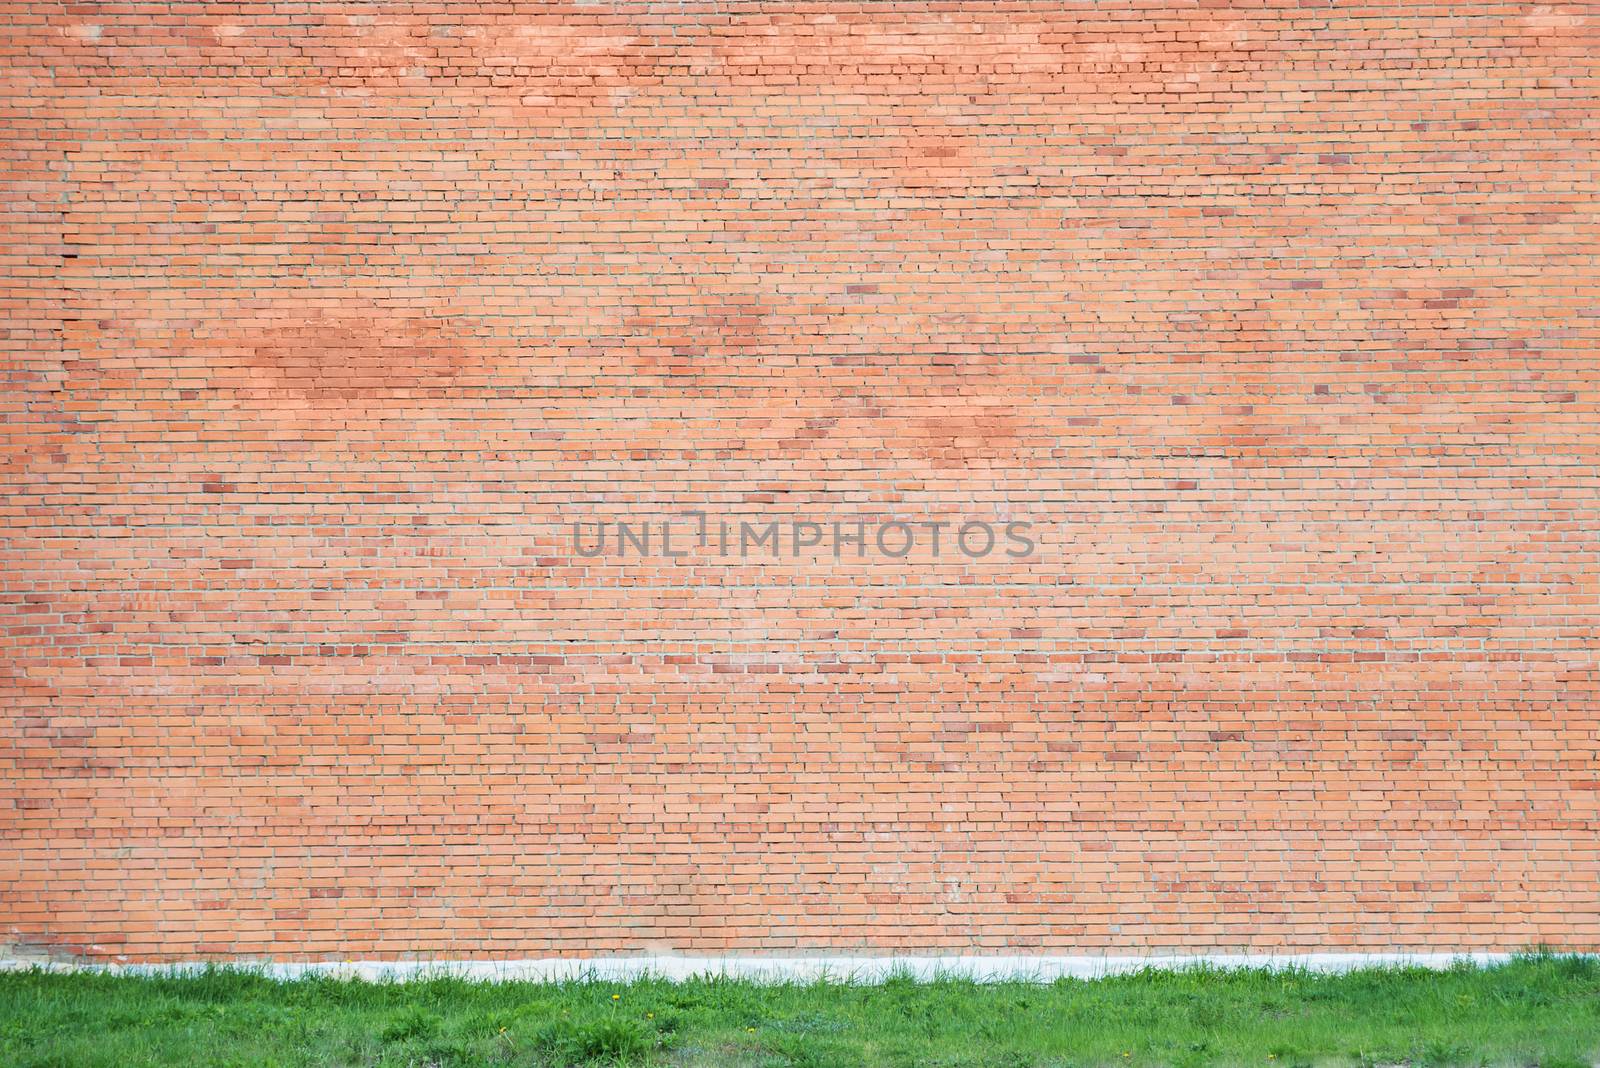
[1,954,1597,1068]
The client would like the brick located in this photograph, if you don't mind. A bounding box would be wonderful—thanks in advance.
[0,2,1597,963]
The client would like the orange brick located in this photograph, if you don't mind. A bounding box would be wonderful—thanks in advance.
[1,2,1597,963]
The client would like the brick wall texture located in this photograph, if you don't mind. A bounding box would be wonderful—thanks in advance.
[4,2,1599,963]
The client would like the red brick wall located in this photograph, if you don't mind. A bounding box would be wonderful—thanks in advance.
[4,2,1598,962]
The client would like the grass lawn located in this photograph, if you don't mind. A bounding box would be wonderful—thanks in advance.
[1,955,1597,1068]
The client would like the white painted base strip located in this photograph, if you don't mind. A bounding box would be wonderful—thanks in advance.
[0,952,1520,983]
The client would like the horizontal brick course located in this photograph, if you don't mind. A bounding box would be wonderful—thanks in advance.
[2,2,1597,961]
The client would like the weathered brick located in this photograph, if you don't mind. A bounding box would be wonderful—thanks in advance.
[1,2,1597,962]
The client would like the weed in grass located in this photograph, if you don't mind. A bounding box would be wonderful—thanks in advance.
[532,1014,667,1065]
[379,1005,441,1044]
